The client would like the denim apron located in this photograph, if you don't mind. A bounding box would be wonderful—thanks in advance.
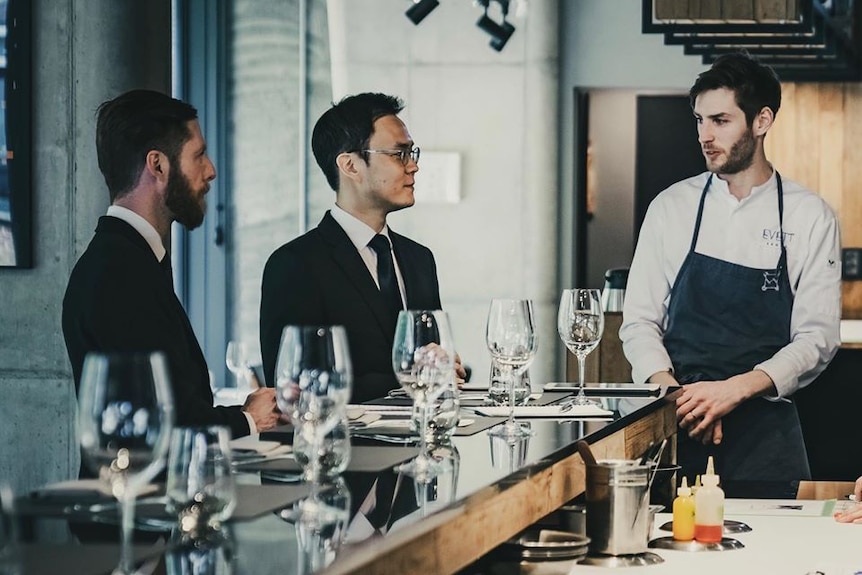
[663,173,811,482]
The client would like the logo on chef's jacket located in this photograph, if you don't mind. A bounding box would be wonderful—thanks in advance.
[761,228,794,248]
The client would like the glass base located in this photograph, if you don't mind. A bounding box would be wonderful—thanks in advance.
[565,393,596,408]
[396,454,447,482]
[487,420,534,440]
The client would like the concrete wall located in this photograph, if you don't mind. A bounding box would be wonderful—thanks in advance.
[557,0,706,301]
[0,0,171,495]
[325,0,560,386]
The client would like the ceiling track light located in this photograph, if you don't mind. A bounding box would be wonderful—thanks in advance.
[406,0,440,25]
[404,0,519,52]
[476,4,516,52]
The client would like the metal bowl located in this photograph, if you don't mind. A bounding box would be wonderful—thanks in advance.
[504,528,591,561]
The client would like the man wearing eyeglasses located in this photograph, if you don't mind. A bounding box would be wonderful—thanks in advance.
[260,92,462,402]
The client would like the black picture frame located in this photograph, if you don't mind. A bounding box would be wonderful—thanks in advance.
[0,0,31,268]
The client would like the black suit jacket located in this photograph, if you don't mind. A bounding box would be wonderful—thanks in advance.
[62,216,250,439]
[260,211,441,403]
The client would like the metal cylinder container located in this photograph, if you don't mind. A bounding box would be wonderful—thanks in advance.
[585,459,651,555]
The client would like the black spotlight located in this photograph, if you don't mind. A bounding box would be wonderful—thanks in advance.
[476,12,515,52]
[406,0,439,25]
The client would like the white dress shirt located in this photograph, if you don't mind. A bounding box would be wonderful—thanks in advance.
[330,204,406,307]
[619,171,841,398]
[106,205,258,433]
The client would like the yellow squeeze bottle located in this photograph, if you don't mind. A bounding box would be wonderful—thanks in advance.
[694,456,724,543]
[672,477,695,541]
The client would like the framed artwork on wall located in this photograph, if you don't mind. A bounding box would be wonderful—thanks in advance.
[0,0,31,268]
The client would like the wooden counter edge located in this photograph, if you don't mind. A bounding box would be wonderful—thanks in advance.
[322,398,678,575]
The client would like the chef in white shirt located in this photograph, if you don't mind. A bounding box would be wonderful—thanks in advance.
[620,51,841,483]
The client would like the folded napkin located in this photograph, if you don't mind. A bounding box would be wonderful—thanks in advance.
[32,479,160,501]
[363,417,475,429]
[473,405,613,418]
[229,436,286,455]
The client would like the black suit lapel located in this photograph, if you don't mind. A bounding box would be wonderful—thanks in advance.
[318,212,398,338]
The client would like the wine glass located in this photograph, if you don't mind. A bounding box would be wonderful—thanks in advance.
[77,351,174,575]
[166,426,236,544]
[485,299,538,439]
[225,340,249,390]
[392,310,456,480]
[558,289,605,407]
[274,326,352,499]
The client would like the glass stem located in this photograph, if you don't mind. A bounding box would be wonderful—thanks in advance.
[506,365,517,429]
[310,434,323,498]
[577,354,587,399]
[117,492,136,574]
[418,391,430,459]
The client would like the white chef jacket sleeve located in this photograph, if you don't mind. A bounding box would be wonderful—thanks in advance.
[620,198,677,384]
[755,199,841,398]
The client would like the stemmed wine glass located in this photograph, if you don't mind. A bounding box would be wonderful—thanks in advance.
[557,289,604,407]
[485,299,538,439]
[391,310,456,480]
[274,326,352,504]
[77,351,174,575]
[225,340,249,390]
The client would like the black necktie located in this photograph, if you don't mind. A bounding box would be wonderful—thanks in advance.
[368,234,403,314]
[160,253,174,287]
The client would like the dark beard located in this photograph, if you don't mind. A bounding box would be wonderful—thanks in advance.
[165,167,206,230]
[715,127,756,175]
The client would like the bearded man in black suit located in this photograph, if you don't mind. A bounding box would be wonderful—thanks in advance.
[63,89,281,439]
[260,93,464,402]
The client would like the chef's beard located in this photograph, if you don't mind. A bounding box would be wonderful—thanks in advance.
[711,127,756,175]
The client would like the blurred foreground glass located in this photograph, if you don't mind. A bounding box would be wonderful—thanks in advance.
[293,413,351,481]
[291,478,351,575]
[414,442,460,518]
[77,351,174,575]
[166,524,236,575]
[167,426,236,542]
[558,289,604,407]
[0,486,20,575]
[409,375,460,444]
[275,326,352,500]
[392,310,457,479]
[485,299,538,439]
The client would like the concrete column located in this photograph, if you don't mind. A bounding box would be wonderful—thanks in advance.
[0,0,171,496]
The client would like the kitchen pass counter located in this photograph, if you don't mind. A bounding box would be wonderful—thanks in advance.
[569,500,862,575]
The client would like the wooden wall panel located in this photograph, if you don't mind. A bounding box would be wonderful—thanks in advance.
[765,82,862,318]
[654,0,796,20]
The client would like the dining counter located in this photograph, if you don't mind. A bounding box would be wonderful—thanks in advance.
[15,386,678,574]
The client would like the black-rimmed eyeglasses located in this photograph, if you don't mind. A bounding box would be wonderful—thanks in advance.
[362,146,420,166]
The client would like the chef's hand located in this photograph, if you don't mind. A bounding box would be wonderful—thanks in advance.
[856,476,862,502]
[687,417,723,445]
[676,379,746,440]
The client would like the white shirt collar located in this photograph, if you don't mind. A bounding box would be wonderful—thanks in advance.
[711,169,777,202]
[106,205,167,262]
[330,204,392,250]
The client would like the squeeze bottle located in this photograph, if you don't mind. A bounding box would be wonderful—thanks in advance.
[694,456,724,543]
[672,476,695,541]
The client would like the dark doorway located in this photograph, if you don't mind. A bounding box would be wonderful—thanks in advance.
[634,96,704,244]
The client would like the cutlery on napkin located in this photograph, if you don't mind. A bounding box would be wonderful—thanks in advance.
[473,405,613,418]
